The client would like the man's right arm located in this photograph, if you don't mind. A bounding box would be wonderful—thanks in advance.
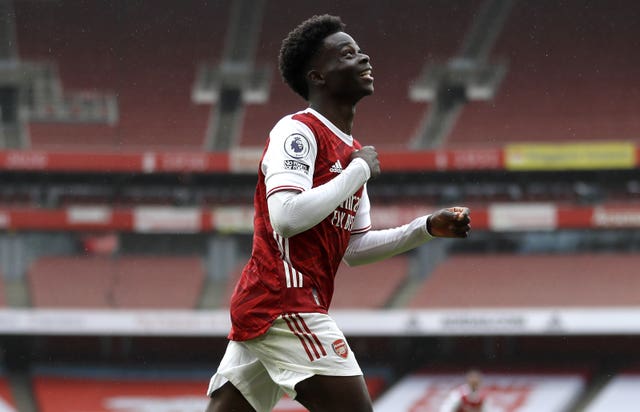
[268,157,370,238]
[263,116,379,238]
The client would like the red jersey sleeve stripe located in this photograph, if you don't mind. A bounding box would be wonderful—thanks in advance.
[266,185,305,198]
[351,225,372,235]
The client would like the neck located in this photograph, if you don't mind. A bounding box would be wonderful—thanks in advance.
[308,98,356,135]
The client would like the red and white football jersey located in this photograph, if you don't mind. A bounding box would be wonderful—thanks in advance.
[228,108,371,341]
[449,386,490,412]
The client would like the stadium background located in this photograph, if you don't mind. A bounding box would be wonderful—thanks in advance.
[0,0,639,410]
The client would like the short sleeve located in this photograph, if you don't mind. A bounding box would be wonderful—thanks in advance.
[351,184,371,234]
[262,115,317,198]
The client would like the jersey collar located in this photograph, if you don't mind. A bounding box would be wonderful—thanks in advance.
[304,108,354,147]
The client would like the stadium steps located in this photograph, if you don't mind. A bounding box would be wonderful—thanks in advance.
[197,278,228,309]
[204,0,266,150]
[384,275,425,308]
[7,372,37,412]
[4,278,31,307]
[386,239,453,308]
[568,369,616,412]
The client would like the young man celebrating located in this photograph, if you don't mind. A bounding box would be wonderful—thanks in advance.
[206,15,471,412]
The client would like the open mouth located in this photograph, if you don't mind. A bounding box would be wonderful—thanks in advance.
[359,69,374,81]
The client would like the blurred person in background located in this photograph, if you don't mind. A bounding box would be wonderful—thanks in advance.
[439,370,495,412]
[206,14,471,412]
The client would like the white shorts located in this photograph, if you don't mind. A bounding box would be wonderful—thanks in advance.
[207,312,362,412]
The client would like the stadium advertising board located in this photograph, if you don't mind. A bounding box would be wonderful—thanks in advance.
[505,142,636,171]
[488,203,556,231]
[133,207,202,233]
[5,203,640,232]
[2,308,640,336]
[591,206,640,228]
[3,144,636,173]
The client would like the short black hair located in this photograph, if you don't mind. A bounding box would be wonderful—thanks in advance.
[279,15,346,100]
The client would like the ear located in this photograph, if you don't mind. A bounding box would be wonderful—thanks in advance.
[307,69,325,87]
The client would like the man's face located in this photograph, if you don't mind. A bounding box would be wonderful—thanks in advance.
[467,371,482,392]
[311,31,374,102]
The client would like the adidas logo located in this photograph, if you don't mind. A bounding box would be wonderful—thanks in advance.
[329,160,343,173]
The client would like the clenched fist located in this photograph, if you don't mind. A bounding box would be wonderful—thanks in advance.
[351,145,381,179]
[427,207,471,238]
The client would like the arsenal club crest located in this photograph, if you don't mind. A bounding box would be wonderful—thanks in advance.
[332,339,349,359]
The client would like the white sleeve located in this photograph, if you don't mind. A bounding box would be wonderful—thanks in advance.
[262,116,317,197]
[267,158,370,238]
[350,184,371,234]
[438,391,461,412]
[342,215,433,266]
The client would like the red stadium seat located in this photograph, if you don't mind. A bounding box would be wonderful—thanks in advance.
[27,256,116,308]
[332,256,409,308]
[15,0,231,151]
[408,253,640,308]
[28,255,205,308]
[31,371,386,411]
[240,0,477,150]
[113,256,205,309]
[32,375,206,412]
[14,0,640,151]
[446,1,640,147]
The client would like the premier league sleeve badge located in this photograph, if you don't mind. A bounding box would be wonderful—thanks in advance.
[284,133,311,159]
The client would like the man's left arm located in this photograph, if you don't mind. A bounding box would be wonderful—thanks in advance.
[343,205,470,266]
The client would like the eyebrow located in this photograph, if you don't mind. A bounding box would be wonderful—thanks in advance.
[336,41,357,49]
